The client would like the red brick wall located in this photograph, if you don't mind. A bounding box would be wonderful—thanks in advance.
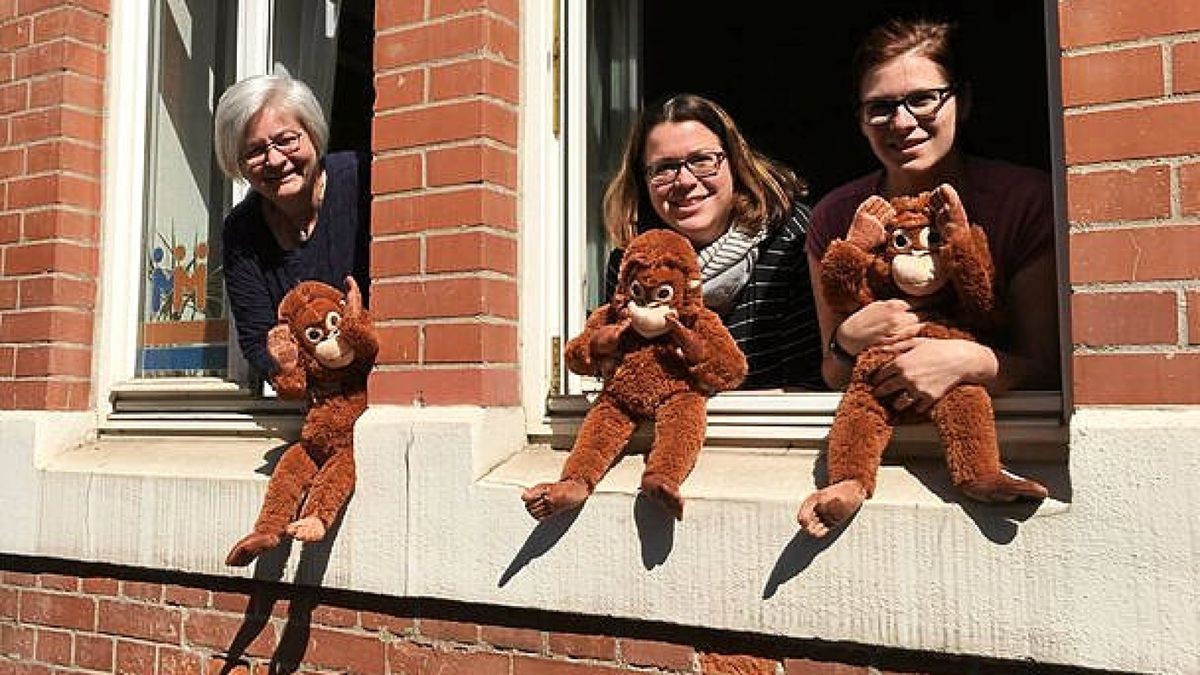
[368,0,521,407]
[0,1,106,411]
[0,560,1103,675]
[1061,0,1200,404]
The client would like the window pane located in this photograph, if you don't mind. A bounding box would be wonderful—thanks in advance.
[137,0,236,377]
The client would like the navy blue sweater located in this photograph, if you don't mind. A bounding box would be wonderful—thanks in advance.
[222,151,371,377]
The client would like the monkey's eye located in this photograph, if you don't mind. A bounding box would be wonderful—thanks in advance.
[629,280,645,301]
[325,311,342,332]
[304,326,325,344]
[653,284,674,303]
[918,227,942,249]
[890,230,912,251]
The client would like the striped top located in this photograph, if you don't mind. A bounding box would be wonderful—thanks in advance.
[604,204,826,390]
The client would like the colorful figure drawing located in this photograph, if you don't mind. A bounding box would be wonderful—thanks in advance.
[149,246,173,315]
[172,242,208,315]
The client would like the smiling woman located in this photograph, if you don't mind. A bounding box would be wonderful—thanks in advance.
[213,72,372,389]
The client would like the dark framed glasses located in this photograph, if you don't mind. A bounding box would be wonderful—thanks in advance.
[859,86,956,127]
[242,130,305,169]
[644,150,726,188]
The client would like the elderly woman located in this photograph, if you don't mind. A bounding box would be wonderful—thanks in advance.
[214,72,370,387]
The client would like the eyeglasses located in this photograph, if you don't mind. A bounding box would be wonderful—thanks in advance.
[644,150,726,188]
[859,86,956,127]
[242,130,304,169]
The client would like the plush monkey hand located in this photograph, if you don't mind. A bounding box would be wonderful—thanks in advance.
[267,324,299,372]
[666,315,707,365]
[846,196,895,251]
[590,313,631,358]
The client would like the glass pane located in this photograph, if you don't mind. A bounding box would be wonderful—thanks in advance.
[137,0,236,377]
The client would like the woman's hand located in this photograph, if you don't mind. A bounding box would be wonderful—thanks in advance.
[870,337,999,414]
[836,298,929,356]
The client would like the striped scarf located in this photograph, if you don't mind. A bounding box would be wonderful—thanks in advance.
[697,225,766,315]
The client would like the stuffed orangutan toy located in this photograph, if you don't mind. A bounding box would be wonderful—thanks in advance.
[797,184,1047,538]
[226,277,378,566]
[522,229,747,521]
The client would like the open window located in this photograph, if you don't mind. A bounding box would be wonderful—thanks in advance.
[536,0,1067,451]
[95,0,373,433]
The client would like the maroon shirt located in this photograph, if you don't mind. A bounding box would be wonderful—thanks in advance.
[805,156,1054,290]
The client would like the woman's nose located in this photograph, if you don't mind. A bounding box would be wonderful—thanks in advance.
[889,105,920,131]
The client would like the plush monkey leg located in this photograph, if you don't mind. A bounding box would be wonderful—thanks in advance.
[523,396,636,520]
[798,374,894,538]
[640,391,707,520]
[930,385,1049,503]
[225,442,317,566]
[291,446,356,542]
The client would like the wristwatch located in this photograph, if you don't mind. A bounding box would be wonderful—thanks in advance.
[828,324,855,363]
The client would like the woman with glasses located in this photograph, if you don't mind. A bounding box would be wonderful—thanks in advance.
[214,72,370,388]
[600,93,824,390]
[798,19,1058,537]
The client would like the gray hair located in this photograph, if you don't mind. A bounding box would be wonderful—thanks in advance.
[213,72,329,181]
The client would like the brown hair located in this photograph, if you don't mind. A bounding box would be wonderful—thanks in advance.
[851,18,965,101]
[602,93,807,248]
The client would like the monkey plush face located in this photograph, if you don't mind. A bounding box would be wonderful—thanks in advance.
[278,281,357,370]
[886,199,948,297]
[617,229,703,338]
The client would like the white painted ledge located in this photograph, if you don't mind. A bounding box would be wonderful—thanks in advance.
[0,407,1197,674]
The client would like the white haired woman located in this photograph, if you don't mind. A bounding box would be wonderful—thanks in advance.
[214,72,370,387]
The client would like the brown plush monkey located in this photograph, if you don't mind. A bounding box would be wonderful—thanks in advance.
[798,185,1047,537]
[226,277,378,566]
[523,229,747,520]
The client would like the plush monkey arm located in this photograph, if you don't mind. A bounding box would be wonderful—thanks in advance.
[940,222,1001,329]
[564,304,624,377]
[682,310,748,393]
[820,240,879,312]
[267,324,308,399]
[339,310,379,366]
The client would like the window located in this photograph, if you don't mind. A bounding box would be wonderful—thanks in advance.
[533,0,1065,444]
[96,0,370,425]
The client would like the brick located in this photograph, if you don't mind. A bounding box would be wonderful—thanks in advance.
[27,138,102,175]
[1060,0,1200,48]
[430,58,519,104]
[372,277,518,320]
[1072,291,1177,345]
[373,151,423,194]
[426,143,517,189]
[1189,291,1200,344]
[15,344,92,381]
[32,6,109,45]
[0,586,16,616]
[377,0,424,28]
[360,611,415,635]
[183,611,277,659]
[163,585,208,608]
[21,208,98,240]
[1181,162,1200,216]
[8,380,90,410]
[368,366,519,406]
[1074,352,1200,404]
[480,625,542,653]
[424,322,517,363]
[548,632,617,661]
[120,581,163,602]
[373,99,517,151]
[20,275,97,310]
[5,173,101,211]
[620,638,695,671]
[0,213,18,244]
[375,324,420,364]
[426,230,517,274]
[10,107,103,147]
[0,16,30,51]
[80,578,118,596]
[390,644,510,674]
[374,68,426,112]
[75,633,115,671]
[29,71,105,110]
[701,653,779,675]
[19,590,95,630]
[0,346,15,376]
[2,240,96,276]
[371,237,421,277]
[373,188,517,234]
[1061,46,1162,107]
[114,639,156,675]
[1069,225,1200,283]
[305,627,386,673]
[311,604,358,629]
[375,15,514,70]
[1176,39,1200,94]
[1066,166,1170,223]
[431,0,519,20]
[785,659,867,674]
[419,618,478,643]
[34,627,72,665]
[159,646,204,675]
[97,599,182,643]
[0,623,36,660]
[0,309,93,343]
[37,574,78,592]
[13,39,105,80]
[0,80,27,114]
[1065,101,1200,164]
[512,655,621,675]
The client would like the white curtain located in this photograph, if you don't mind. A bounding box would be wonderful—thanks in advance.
[272,0,342,119]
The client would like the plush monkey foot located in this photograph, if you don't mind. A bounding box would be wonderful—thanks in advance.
[225,532,281,567]
[522,478,590,520]
[958,471,1049,503]
[797,480,868,538]
[640,475,684,521]
[286,516,327,542]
